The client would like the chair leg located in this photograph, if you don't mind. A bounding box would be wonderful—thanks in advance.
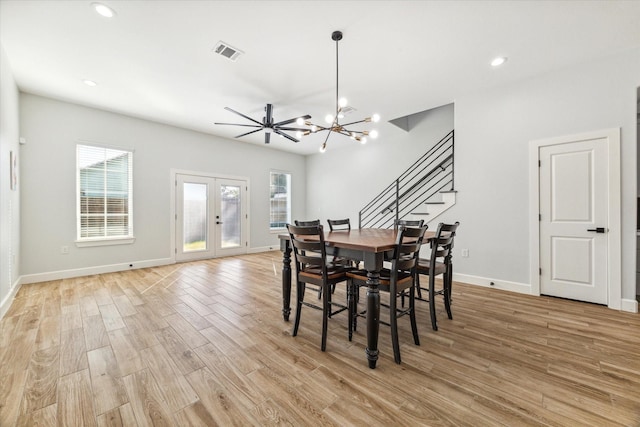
[347,280,354,341]
[443,268,453,320]
[389,288,401,364]
[409,285,420,346]
[321,282,329,351]
[292,281,305,337]
[429,273,438,331]
[415,273,424,299]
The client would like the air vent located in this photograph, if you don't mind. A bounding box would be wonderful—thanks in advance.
[213,41,243,61]
[341,105,356,115]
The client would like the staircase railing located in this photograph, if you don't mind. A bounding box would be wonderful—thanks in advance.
[359,130,454,229]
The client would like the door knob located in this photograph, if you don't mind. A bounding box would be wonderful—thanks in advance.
[587,227,606,233]
[216,221,223,224]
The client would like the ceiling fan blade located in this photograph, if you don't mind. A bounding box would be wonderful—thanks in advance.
[214,122,262,128]
[274,114,312,127]
[235,127,264,138]
[265,132,271,144]
[273,129,299,143]
[277,126,308,132]
[265,104,273,126]
[224,107,263,125]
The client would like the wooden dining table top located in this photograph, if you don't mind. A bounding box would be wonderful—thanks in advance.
[279,227,436,253]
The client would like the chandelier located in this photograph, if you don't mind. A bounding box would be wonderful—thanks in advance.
[296,31,380,153]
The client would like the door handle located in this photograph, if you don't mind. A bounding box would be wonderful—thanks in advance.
[587,227,606,233]
[216,221,223,225]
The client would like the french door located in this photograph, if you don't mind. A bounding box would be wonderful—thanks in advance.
[175,173,247,262]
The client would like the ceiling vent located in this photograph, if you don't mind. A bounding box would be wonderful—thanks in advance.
[213,41,243,61]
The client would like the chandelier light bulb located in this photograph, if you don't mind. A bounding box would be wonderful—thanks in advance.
[296,117,305,126]
[311,125,318,132]
[319,143,327,153]
[325,114,334,124]
[372,113,380,123]
[338,113,344,119]
[338,97,348,108]
[296,131,303,139]
[360,137,367,144]
[370,130,379,139]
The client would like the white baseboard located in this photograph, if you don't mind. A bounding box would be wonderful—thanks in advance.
[0,277,23,320]
[452,273,531,294]
[247,245,280,254]
[454,273,638,313]
[20,257,174,285]
[621,298,638,313]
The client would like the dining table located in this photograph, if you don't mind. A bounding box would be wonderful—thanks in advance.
[278,227,435,369]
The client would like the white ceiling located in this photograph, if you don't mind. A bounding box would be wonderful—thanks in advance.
[2,0,640,155]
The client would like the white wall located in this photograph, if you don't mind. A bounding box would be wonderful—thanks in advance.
[0,44,21,317]
[19,94,306,279]
[306,103,455,225]
[307,47,640,308]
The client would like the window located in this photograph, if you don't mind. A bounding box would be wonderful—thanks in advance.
[77,144,133,243]
[270,171,290,230]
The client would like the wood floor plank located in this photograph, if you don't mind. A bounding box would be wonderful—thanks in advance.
[15,403,57,427]
[185,367,259,426]
[106,327,145,377]
[95,403,137,427]
[139,344,199,412]
[59,327,88,376]
[122,369,173,427]
[98,304,125,332]
[19,346,60,415]
[0,369,28,427]
[154,326,205,375]
[57,369,97,427]
[83,314,110,351]
[86,346,129,415]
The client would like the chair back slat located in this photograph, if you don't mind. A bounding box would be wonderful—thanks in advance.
[327,218,351,231]
[395,219,425,228]
[294,219,321,227]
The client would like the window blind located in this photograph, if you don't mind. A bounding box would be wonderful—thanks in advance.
[77,144,133,240]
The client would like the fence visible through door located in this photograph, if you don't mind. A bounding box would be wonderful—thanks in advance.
[175,173,247,262]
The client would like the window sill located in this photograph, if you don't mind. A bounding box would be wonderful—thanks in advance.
[270,228,287,234]
[75,237,136,248]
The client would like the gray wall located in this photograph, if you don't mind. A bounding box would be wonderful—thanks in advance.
[19,94,306,277]
[0,44,21,316]
[307,47,640,305]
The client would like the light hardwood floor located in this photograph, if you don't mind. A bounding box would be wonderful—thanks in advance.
[1,251,639,426]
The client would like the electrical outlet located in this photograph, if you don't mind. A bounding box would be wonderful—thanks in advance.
[61,246,69,254]
[461,248,469,258]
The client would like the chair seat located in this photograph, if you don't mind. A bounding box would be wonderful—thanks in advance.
[300,264,350,281]
[417,259,447,276]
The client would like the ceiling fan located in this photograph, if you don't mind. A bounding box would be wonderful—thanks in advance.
[215,104,311,144]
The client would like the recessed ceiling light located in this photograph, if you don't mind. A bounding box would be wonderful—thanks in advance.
[491,56,508,67]
[92,3,116,18]
[83,79,98,87]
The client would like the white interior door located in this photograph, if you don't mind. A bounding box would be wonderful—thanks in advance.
[539,138,608,304]
[176,174,247,262]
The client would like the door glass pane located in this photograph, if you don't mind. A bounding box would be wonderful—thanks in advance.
[220,185,241,248]
[183,183,208,252]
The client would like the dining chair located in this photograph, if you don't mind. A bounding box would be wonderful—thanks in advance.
[394,219,424,228]
[416,222,460,331]
[287,223,351,351]
[327,218,351,231]
[346,225,427,364]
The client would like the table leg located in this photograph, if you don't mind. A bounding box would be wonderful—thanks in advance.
[281,242,292,321]
[365,270,381,369]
